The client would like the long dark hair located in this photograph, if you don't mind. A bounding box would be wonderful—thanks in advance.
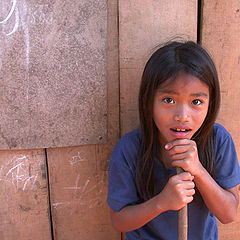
[137,41,220,201]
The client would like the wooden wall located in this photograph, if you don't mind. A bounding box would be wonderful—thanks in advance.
[0,0,239,239]
[119,0,197,135]
[201,0,240,239]
[0,0,120,239]
[46,0,120,239]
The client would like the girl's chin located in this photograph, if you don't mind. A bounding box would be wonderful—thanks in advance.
[158,131,194,145]
[162,134,194,144]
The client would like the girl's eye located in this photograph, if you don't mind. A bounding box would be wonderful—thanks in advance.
[162,97,175,104]
[192,99,202,106]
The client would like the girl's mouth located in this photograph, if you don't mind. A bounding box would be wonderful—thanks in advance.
[170,128,191,132]
[170,128,192,138]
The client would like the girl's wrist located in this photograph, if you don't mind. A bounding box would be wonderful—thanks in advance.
[155,192,169,213]
[193,164,208,182]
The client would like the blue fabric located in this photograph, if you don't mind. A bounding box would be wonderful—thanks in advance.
[107,123,240,240]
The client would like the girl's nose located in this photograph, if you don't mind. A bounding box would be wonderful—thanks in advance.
[174,105,190,122]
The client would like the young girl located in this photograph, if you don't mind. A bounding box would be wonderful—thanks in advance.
[107,41,240,239]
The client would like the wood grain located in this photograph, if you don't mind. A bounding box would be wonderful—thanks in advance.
[0,149,51,240]
[0,1,239,240]
[201,0,240,238]
[0,0,108,149]
[119,0,197,136]
[119,1,197,239]
[46,0,121,239]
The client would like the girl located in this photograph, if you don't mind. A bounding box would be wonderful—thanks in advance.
[107,41,240,239]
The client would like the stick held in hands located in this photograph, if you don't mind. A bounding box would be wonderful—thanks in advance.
[176,167,188,240]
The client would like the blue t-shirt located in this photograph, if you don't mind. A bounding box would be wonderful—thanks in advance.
[107,123,240,240]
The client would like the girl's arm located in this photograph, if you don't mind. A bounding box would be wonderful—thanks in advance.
[110,193,164,233]
[166,139,239,224]
[110,172,195,232]
[194,167,239,224]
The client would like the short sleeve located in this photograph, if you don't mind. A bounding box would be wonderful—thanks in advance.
[107,130,141,212]
[214,124,240,189]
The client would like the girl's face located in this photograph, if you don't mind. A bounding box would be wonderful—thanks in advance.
[153,71,210,146]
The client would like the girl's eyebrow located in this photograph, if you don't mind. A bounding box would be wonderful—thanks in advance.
[157,89,178,94]
[190,92,209,98]
[157,89,209,98]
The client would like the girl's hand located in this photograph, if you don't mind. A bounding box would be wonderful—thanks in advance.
[160,172,195,211]
[165,139,203,177]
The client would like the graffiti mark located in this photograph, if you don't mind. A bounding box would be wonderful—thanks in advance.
[0,0,19,36]
[0,0,17,24]
[52,201,71,208]
[53,174,105,211]
[69,152,86,165]
[0,155,39,191]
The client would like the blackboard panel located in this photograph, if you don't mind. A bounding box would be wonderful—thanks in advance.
[0,0,107,149]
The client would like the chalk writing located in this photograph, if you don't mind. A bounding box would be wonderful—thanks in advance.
[63,174,87,192]
[53,174,105,211]
[69,152,86,165]
[0,0,17,24]
[29,4,53,26]
[1,1,54,36]
[52,201,71,208]
[0,0,19,36]
[0,1,54,77]
[0,155,39,191]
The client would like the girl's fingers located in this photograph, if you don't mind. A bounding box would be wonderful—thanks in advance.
[186,196,194,204]
[172,159,191,170]
[184,181,195,190]
[165,139,191,150]
[186,188,195,196]
[177,184,195,204]
[178,171,194,180]
[166,145,190,155]
[165,174,195,209]
[170,152,187,160]
[165,140,197,156]
[179,179,195,190]
[176,172,195,190]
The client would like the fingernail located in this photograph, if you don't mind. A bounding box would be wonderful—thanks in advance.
[165,143,170,150]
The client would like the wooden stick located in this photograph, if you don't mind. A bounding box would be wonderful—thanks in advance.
[176,167,188,240]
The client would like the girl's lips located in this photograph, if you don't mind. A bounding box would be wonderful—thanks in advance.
[170,128,192,139]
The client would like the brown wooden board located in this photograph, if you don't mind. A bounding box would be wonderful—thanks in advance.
[119,0,197,239]
[0,149,51,240]
[201,0,240,238]
[46,0,120,239]
[1,1,239,240]
[119,0,198,136]
[0,0,108,150]
[47,145,119,239]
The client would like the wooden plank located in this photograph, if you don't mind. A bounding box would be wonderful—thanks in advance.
[201,0,240,239]
[46,0,120,239]
[0,0,107,150]
[0,149,51,240]
[47,145,119,239]
[119,1,197,239]
[119,0,198,135]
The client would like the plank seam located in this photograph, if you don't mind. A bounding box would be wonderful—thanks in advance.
[44,148,55,240]
[197,0,203,43]
[117,0,122,140]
